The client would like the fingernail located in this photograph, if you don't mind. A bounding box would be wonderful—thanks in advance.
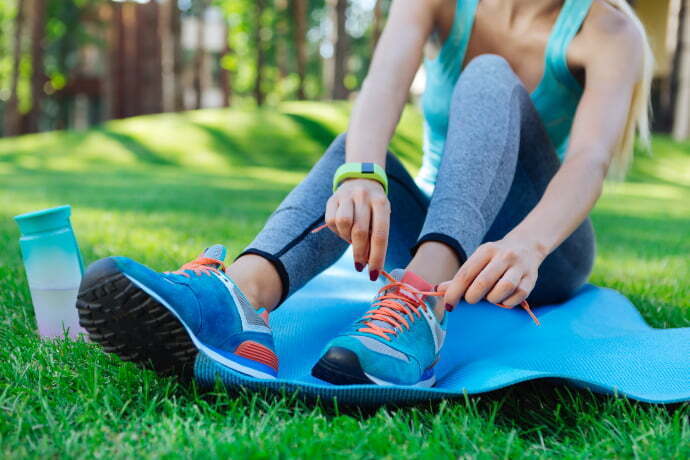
[445,303,454,312]
[355,262,364,272]
[369,270,379,281]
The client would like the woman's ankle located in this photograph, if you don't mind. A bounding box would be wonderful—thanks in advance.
[406,241,461,322]
[226,254,283,312]
[407,241,460,286]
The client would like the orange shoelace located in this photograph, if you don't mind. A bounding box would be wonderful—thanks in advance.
[166,256,226,278]
[360,270,441,340]
[311,223,540,328]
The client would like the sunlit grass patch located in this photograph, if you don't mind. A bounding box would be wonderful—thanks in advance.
[0,103,687,458]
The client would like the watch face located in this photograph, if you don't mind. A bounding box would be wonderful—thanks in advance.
[361,162,375,174]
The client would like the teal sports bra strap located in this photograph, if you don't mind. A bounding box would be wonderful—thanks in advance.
[545,0,594,92]
[437,0,479,78]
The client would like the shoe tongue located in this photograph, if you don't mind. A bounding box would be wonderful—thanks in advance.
[387,268,433,296]
[201,244,227,268]
[400,269,434,292]
[363,269,434,333]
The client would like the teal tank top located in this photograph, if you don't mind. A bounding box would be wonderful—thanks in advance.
[417,0,593,194]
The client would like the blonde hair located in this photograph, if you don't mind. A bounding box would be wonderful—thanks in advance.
[603,0,655,178]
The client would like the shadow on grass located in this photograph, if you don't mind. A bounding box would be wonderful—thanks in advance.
[98,129,176,166]
[0,130,93,166]
[283,112,338,150]
[192,115,325,171]
[191,123,255,167]
[192,376,688,443]
[0,169,290,220]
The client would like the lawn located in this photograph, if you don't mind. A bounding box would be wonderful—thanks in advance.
[0,102,688,458]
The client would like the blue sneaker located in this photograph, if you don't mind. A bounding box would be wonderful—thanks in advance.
[311,269,446,387]
[77,245,278,379]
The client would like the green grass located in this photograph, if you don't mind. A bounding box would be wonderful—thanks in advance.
[0,102,688,458]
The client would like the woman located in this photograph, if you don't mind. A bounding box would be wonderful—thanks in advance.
[78,0,652,387]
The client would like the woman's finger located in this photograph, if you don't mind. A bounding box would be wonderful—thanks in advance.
[499,275,535,307]
[351,198,371,271]
[442,246,493,309]
[486,267,523,305]
[325,196,339,234]
[464,257,510,304]
[367,196,390,280]
[335,199,354,241]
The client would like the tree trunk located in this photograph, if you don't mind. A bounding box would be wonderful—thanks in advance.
[371,0,383,54]
[220,22,232,107]
[331,0,349,100]
[138,1,162,115]
[673,0,690,140]
[193,5,207,110]
[161,0,180,113]
[123,2,139,117]
[26,0,46,133]
[254,0,266,106]
[101,2,114,121]
[4,0,25,136]
[276,1,289,81]
[292,0,308,100]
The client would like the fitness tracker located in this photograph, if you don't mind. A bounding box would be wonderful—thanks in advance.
[332,162,389,194]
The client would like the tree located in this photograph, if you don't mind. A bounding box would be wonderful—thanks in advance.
[137,0,162,114]
[673,0,690,140]
[4,0,24,136]
[220,20,232,107]
[371,0,384,53]
[161,0,183,112]
[291,0,308,100]
[26,0,46,133]
[254,0,266,106]
[330,0,348,100]
[193,1,208,110]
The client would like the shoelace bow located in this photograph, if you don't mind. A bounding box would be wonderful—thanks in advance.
[311,223,540,329]
[166,256,226,278]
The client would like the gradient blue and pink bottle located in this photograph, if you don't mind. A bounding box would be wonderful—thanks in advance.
[15,205,87,339]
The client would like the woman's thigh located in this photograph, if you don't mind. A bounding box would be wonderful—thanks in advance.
[482,161,596,305]
[383,152,430,270]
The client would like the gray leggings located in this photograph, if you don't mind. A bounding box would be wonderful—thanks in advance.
[240,54,595,307]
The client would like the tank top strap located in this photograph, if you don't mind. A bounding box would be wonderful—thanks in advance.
[433,0,479,78]
[544,0,594,92]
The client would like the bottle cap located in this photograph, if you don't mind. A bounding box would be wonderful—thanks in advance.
[14,205,72,236]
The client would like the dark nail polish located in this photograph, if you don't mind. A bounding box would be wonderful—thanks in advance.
[445,303,454,312]
[355,262,364,272]
[369,270,379,281]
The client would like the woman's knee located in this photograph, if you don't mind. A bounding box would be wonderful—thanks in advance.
[463,54,512,77]
[452,54,523,104]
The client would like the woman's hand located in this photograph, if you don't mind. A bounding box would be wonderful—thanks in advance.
[325,178,390,280]
[437,236,547,309]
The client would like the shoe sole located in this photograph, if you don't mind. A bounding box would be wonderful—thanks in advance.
[77,259,196,377]
[78,258,277,380]
[311,346,435,388]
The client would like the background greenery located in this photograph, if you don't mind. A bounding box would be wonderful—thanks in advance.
[0,102,688,458]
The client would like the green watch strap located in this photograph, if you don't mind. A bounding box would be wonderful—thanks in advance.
[332,162,389,194]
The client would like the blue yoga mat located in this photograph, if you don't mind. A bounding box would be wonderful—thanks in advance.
[194,251,690,405]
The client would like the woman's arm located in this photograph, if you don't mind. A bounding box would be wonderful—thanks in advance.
[440,10,644,307]
[326,0,437,279]
[346,0,436,166]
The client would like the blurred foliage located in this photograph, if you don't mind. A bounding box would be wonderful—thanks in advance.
[0,0,392,134]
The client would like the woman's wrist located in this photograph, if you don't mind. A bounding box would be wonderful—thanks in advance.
[502,229,550,261]
[333,162,388,194]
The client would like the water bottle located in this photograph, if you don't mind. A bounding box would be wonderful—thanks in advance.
[14,205,87,340]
